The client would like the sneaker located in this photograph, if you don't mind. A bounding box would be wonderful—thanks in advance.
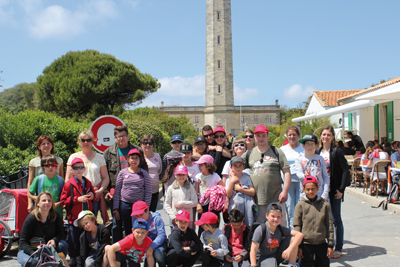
[69,258,77,267]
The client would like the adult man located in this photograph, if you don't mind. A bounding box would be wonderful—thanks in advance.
[103,125,148,242]
[346,131,364,150]
[341,141,356,156]
[192,136,207,161]
[241,125,291,226]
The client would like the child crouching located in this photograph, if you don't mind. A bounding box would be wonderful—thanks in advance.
[223,209,250,267]
[76,210,111,267]
[195,212,229,267]
[166,210,202,267]
[294,176,334,267]
[107,218,154,267]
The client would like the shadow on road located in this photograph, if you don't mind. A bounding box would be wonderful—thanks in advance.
[331,240,387,266]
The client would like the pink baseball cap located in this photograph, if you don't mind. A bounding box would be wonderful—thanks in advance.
[213,126,226,134]
[195,212,218,226]
[194,154,214,165]
[176,210,191,222]
[254,125,269,134]
[128,148,142,157]
[71,157,84,167]
[130,201,148,216]
[174,165,188,175]
[303,175,318,186]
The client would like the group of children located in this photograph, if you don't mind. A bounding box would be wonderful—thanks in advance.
[26,132,337,267]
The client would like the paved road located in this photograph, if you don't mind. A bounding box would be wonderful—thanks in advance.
[2,191,400,267]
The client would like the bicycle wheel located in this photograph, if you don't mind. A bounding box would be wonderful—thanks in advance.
[0,219,13,258]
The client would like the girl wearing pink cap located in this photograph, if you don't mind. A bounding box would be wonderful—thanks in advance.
[164,165,197,229]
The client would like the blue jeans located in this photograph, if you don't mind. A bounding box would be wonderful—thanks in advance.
[329,196,344,252]
[120,200,133,236]
[92,200,100,217]
[69,225,83,258]
[17,240,68,267]
[286,181,301,230]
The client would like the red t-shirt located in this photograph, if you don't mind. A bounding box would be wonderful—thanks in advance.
[229,224,245,256]
[118,234,152,263]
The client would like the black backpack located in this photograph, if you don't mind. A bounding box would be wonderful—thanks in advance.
[243,222,284,261]
[245,146,281,170]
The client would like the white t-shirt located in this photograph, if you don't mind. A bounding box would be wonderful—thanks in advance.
[67,152,106,186]
[320,149,330,174]
[196,172,221,203]
[221,161,251,176]
[186,164,201,184]
[280,144,305,182]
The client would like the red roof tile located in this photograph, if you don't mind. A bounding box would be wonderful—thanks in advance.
[313,90,363,107]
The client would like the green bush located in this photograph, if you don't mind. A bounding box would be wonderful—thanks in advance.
[0,109,90,167]
[125,120,171,157]
[0,144,36,176]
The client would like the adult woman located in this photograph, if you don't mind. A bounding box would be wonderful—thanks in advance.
[18,192,68,267]
[27,135,64,211]
[208,126,231,178]
[280,126,304,229]
[221,138,250,182]
[243,129,255,150]
[66,131,109,221]
[315,125,348,259]
[140,134,162,212]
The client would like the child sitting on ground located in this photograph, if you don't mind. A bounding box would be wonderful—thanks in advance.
[60,157,95,267]
[225,156,256,226]
[107,218,154,267]
[164,165,198,229]
[195,212,229,267]
[223,209,250,267]
[294,176,334,267]
[250,203,303,267]
[166,210,202,267]
[76,210,111,267]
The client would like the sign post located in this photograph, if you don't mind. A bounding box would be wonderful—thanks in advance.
[90,115,125,153]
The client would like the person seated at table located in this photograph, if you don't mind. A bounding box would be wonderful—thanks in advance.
[340,141,356,156]
[356,147,366,158]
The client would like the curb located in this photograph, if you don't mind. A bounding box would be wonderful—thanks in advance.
[346,187,400,215]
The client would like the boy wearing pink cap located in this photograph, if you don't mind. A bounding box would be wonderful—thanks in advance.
[164,165,198,229]
[166,210,202,267]
[293,176,334,266]
[60,157,95,265]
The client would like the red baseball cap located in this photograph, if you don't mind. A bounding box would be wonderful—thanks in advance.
[194,212,218,226]
[174,165,188,175]
[213,126,226,134]
[303,175,318,187]
[71,157,84,167]
[128,148,142,157]
[194,154,214,165]
[131,201,148,216]
[254,125,269,134]
[176,210,191,222]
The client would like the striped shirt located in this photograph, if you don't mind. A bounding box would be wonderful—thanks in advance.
[113,168,152,209]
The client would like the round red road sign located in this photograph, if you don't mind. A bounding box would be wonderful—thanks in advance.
[90,115,125,153]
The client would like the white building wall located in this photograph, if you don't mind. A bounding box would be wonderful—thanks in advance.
[306,96,341,126]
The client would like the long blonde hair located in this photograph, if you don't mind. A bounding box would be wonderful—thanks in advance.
[32,191,57,223]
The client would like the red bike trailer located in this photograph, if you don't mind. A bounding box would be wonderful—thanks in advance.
[0,188,30,258]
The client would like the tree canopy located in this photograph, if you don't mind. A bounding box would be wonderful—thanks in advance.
[36,50,160,120]
[0,82,37,112]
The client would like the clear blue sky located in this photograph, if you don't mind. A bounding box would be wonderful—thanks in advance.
[1,0,399,108]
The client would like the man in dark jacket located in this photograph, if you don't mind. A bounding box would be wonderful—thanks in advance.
[103,125,148,243]
[346,131,364,150]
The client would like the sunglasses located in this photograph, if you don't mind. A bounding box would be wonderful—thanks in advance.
[143,141,153,146]
[43,163,58,168]
[171,141,182,144]
[260,153,265,164]
[214,134,225,139]
[72,166,85,170]
[203,133,213,138]
[243,135,254,139]
[80,138,92,143]
[234,143,246,148]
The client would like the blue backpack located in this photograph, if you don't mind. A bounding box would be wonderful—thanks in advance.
[38,174,64,194]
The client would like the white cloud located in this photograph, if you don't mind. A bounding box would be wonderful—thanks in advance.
[283,84,315,102]
[1,0,122,39]
[234,85,259,103]
[137,75,205,107]
[28,0,118,39]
